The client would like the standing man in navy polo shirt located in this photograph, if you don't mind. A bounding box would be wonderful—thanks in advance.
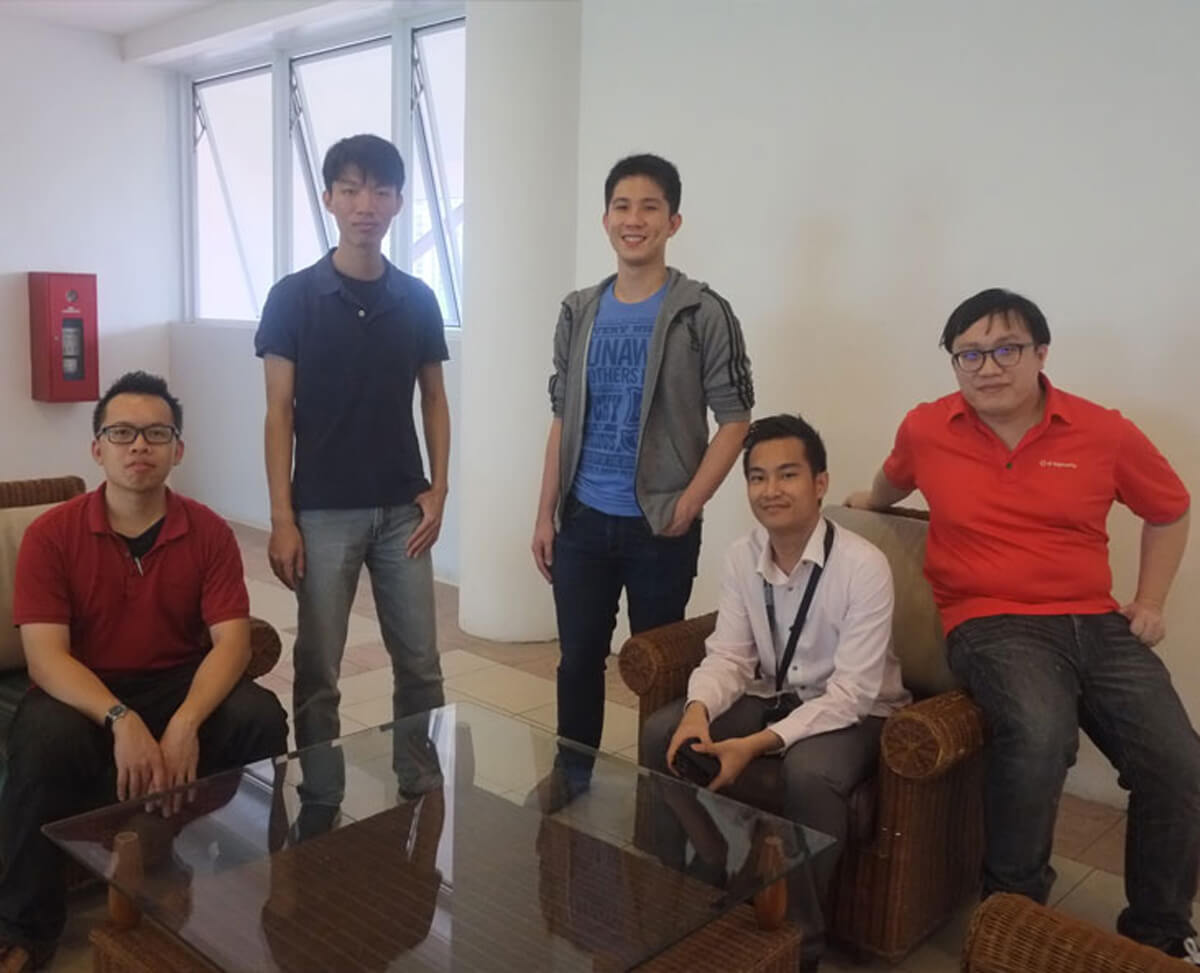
[530,154,754,806]
[255,135,450,828]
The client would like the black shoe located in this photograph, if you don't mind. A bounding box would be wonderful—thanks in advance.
[1164,936,1200,965]
[396,731,444,799]
[292,803,340,842]
[525,769,590,814]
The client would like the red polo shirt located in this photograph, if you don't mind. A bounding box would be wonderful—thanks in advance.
[883,377,1190,634]
[12,485,249,675]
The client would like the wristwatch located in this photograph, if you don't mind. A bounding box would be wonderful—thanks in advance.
[104,703,129,731]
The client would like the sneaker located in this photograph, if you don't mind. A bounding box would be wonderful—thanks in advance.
[1164,937,1200,964]
[524,768,589,814]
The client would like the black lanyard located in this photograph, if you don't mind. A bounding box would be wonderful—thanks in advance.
[763,520,835,693]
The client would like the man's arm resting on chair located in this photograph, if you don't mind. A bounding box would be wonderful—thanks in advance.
[21,622,167,801]
[845,468,913,511]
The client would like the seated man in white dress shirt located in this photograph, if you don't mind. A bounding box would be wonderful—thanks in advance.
[642,414,910,962]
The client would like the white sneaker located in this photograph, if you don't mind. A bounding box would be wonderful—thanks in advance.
[1181,937,1200,965]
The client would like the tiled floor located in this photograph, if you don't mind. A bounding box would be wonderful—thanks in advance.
[46,522,1166,970]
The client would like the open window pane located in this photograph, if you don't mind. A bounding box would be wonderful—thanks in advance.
[291,40,392,269]
[413,20,465,325]
[194,69,272,319]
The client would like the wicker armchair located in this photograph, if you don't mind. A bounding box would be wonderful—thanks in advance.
[963,893,1187,971]
[618,504,987,961]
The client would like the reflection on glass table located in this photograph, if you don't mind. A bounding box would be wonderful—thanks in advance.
[45,701,834,972]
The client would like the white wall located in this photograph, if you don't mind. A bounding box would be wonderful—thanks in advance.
[572,0,1200,805]
[0,13,180,484]
[170,323,464,583]
[0,15,180,485]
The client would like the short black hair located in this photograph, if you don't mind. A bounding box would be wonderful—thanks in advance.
[742,414,827,478]
[93,371,183,436]
[604,154,682,215]
[939,288,1051,350]
[322,134,405,193]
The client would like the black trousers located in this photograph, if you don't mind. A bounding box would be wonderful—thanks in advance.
[0,662,288,950]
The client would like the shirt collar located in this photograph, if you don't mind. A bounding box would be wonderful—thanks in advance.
[754,517,829,585]
[313,248,408,301]
[88,483,189,542]
[947,373,1072,426]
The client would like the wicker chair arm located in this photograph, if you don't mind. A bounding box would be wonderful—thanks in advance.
[246,618,283,679]
[881,688,986,780]
[963,892,1184,971]
[618,613,716,699]
[0,476,87,508]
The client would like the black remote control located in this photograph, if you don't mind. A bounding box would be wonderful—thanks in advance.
[673,737,721,787]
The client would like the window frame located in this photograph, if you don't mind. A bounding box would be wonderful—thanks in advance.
[181,7,465,328]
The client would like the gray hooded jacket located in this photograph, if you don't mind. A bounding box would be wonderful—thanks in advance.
[549,268,754,534]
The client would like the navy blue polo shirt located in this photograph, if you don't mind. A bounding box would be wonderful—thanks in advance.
[254,251,449,510]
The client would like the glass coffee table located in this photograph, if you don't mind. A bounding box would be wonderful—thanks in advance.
[45,701,834,971]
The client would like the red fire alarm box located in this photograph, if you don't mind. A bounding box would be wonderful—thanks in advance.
[29,272,99,402]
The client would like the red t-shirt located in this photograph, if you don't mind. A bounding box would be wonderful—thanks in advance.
[882,377,1190,634]
[12,485,250,674]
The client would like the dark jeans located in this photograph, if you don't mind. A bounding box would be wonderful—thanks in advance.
[551,497,700,779]
[0,663,288,951]
[948,612,1200,950]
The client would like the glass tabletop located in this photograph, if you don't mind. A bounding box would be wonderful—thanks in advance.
[45,701,834,971]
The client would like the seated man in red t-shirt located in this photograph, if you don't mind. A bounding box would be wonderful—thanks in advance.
[847,288,1199,963]
[0,371,288,971]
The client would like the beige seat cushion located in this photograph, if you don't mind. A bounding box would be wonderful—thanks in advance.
[826,504,955,697]
[0,503,60,671]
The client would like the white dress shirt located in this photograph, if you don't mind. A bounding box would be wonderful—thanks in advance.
[686,517,911,750]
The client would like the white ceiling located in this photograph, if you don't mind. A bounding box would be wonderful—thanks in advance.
[1,0,212,36]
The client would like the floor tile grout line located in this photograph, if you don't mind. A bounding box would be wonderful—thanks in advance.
[1049,865,1097,907]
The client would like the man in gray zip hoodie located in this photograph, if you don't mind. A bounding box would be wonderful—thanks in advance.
[530,154,754,804]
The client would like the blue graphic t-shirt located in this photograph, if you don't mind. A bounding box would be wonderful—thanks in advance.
[573,282,667,517]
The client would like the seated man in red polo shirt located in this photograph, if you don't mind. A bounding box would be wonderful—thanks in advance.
[0,371,288,971]
[847,288,1199,963]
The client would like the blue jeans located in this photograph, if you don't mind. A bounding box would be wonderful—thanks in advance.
[551,497,700,776]
[947,612,1200,949]
[294,505,443,806]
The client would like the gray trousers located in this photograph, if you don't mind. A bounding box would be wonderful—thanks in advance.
[294,504,444,807]
[642,695,883,934]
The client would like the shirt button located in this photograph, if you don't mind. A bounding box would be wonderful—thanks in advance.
[357,309,366,318]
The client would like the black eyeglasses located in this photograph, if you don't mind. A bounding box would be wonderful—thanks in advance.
[96,424,179,445]
[950,343,1034,373]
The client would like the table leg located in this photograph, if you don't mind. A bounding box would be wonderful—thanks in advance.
[752,833,788,930]
[107,831,143,930]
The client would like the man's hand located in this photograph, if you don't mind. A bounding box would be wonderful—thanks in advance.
[268,520,305,590]
[1121,600,1166,647]
[697,729,782,792]
[159,711,201,815]
[112,712,167,802]
[695,736,760,792]
[661,492,702,538]
[531,517,556,583]
[665,702,712,772]
[407,487,447,558]
[844,490,874,510]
